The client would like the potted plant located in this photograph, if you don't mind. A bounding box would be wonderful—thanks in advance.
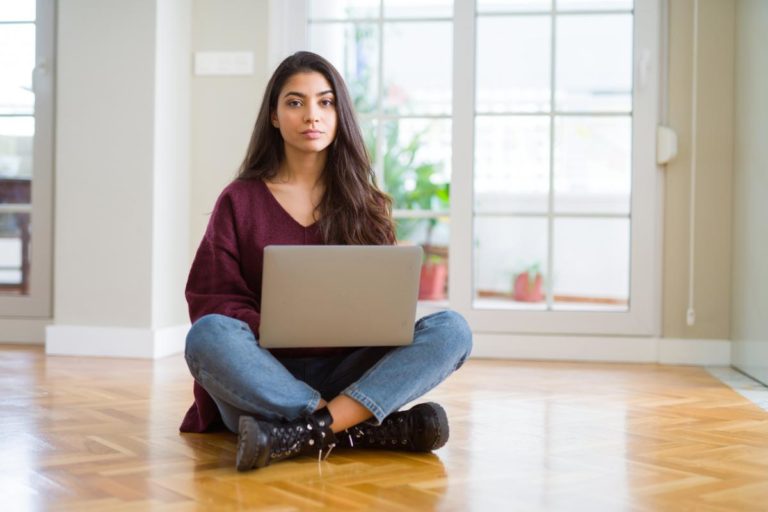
[415,253,445,300]
[374,123,450,300]
[353,28,450,300]
[513,263,545,302]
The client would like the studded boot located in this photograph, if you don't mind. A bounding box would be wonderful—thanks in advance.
[338,402,449,452]
[236,407,337,472]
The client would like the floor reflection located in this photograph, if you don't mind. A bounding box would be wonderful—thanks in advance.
[4,348,768,510]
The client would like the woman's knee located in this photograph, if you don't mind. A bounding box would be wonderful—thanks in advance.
[185,314,243,360]
[442,310,473,359]
[422,310,473,360]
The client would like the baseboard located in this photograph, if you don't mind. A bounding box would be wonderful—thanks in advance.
[45,323,190,359]
[154,324,191,358]
[28,323,733,365]
[471,334,731,365]
[658,338,731,365]
[0,317,50,344]
[731,340,768,385]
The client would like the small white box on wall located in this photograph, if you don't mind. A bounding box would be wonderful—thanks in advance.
[194,52,254,76]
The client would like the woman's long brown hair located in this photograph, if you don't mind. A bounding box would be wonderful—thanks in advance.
[237,51,395,245]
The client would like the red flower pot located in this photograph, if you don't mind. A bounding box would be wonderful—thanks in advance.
[513,272,544,302]
[419,262,448,301]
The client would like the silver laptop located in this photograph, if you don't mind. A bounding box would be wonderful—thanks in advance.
[258,245,423,348]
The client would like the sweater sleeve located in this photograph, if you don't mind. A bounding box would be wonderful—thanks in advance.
[185,190,261,336]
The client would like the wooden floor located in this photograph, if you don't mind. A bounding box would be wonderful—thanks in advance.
[2,346,767,511]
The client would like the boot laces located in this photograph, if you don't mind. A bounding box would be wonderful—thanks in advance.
[269,423,309,459]
[350,413,410,447]
[270,415,336,461]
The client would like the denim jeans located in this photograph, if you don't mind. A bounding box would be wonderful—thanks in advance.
[184,310,473,433]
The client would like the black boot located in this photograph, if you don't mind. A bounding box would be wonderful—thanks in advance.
[339,402,449,452]
[236,407,337,472]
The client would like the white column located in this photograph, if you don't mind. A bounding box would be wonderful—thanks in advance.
[46,0,191,358]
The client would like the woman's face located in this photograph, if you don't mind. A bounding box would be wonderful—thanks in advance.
[271,71,338,156]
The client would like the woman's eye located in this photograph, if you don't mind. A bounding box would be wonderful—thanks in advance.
[287,100,302,107]
[321,99,335,107]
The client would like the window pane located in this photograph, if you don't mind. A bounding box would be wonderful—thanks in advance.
[382,22,452,115]
[384,0,453,18]
[0,1,35,22]
[308,0,380,20]
[477,0,551,13]
[396,217,450,247]
[309,23,379,114]
[359,118,378,163]
[553,218,629,310]
[554,116,631,214]
[555,14,633,112]
[0,117,34,180]
[382,119,451,210]
[0,24,36,115]
[396,217,450,301]
[556,0,633,11]
[0,2,40,305]
[475,116,550,214]
[0,212,30,295]
[476,16,551,113]
[474,217,548,310]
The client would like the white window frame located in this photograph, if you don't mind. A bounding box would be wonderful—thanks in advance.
[270,0,662,337]
[0,0,55,318]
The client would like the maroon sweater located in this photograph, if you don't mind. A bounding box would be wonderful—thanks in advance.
[180,178,350,433]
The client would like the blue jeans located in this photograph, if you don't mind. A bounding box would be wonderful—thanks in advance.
[184,311,473,433]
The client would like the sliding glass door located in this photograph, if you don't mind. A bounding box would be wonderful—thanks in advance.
[451,0,660,335]
[282,0,661,336]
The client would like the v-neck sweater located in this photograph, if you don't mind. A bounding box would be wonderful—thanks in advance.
[181,178,351,432]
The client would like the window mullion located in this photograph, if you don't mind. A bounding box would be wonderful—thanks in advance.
[546,6,557,311]
[450,0,476,313]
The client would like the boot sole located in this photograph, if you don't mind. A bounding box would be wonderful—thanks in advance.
[236,416,270,471]
[413,402,449,451]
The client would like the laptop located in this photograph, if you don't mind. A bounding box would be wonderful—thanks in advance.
[258,245,423,348]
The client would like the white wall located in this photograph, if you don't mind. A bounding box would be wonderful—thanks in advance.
[731,0,768,384]
[190,0,270,254]
[55,0,156,328]
[664,0,735,340]
[47,0,191,357]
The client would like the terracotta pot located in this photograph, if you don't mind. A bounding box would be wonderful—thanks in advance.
[513,272,544,302]
[419,262,448,300]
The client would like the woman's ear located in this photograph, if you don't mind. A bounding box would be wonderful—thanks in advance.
[271,111,279,128]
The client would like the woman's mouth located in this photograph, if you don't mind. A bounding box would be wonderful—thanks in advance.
[301,130,323,140]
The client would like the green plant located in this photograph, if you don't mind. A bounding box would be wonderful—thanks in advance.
[365,122,449,245]
[349,26,450,247]
[519,262,542,280]
[425,253,446,265]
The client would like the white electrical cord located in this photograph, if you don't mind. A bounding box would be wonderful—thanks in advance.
[686,0,699,327]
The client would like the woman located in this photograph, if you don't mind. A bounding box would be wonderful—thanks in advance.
[182,51,472,472]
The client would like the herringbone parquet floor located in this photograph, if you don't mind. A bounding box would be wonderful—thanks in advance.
[1,345,767,511]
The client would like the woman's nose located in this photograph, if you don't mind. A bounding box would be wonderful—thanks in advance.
[304,106,320,123]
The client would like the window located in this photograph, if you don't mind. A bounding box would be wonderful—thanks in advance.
[473,0,634,312]
[275,0,661,335]
[308,0,454,303]
[0,0,54,317]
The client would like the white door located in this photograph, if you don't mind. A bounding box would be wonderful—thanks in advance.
[452,0,661,335]
[280,0,661,337]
